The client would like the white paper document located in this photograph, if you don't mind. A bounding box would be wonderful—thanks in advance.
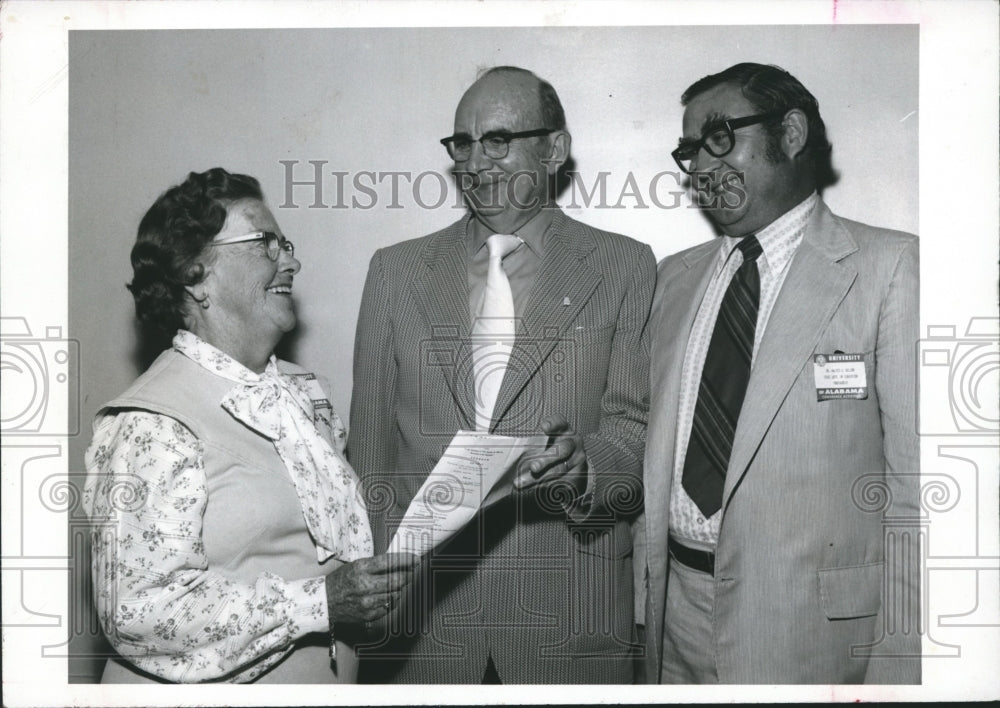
[388,430,547,556]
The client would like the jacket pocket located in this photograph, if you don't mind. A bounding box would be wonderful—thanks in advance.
[818,561,882,619]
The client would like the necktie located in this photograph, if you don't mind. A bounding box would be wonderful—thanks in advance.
[682,235,763,518]
[471,234,522,431]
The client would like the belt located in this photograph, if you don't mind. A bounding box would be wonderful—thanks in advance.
[668,536,715,576]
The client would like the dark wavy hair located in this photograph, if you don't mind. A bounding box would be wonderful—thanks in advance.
[480,65,567,131]
[127,168,263,341]
[682,62,836,188]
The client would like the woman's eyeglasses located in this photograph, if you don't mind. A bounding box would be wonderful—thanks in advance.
[206,231,295,261]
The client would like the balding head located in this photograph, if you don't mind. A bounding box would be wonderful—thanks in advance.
[466,66,566,131]
[456,69,551,137]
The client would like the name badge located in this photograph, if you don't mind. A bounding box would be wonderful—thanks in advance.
[813,353,868,401]
[302,374,332,409]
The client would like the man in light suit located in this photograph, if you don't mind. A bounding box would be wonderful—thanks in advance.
[350,66,655,683]
[637,63,920,684]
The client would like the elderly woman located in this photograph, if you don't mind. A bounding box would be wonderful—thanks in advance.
[84,168,414,683]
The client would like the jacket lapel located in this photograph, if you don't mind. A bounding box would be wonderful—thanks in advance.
[490,213,601,430]
[410,216,476,429]
[721,201,859,511]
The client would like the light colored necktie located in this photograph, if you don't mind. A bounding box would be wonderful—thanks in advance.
[471,234,522,431]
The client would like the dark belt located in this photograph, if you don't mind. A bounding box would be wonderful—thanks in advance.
[668,536,715,576]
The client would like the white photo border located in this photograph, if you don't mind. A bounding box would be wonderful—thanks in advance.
[1,1,998,705]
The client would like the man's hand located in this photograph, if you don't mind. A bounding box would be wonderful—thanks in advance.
[514,414,589,499]
[325,552,418,624]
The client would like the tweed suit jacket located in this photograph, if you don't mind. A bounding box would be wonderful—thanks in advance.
[349,209,655,683]
[637,200,921,684]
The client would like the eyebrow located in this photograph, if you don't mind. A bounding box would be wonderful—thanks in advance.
[678,111,733,147]
[699,111,730,135]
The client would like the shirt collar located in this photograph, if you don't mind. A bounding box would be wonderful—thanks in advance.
[173,329,279,385]
[719,192,818,271]
[466,207,558,260]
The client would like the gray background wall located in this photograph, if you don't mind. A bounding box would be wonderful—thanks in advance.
[67,25,917,681]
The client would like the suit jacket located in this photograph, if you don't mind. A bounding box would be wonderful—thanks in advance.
[350,210,655,683]
[637,200,920,684]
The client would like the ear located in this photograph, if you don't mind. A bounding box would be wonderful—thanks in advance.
[183,283,209,309]
[780,109,809,160]
[182,261,210,307]
[544,130,571,170]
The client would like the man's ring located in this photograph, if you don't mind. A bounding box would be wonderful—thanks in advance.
[384,599,391,610]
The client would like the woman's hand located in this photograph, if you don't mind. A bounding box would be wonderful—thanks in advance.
[324,552,418,624]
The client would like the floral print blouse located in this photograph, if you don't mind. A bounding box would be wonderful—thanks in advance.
[83,335,334,683]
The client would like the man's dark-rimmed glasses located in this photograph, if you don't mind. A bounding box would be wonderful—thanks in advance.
[672,110,787,174]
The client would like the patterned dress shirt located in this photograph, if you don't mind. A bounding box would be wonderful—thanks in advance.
[669,192,819,548]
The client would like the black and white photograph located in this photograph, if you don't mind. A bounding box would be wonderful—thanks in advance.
[1,1,997,705]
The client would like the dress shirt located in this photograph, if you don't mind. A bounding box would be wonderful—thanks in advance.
[83,333,331,682]
[466,207,556,325]
[669,192,819,549]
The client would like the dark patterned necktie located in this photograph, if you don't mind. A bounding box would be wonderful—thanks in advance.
[682,235,763,518]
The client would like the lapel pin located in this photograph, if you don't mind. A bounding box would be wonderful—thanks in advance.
[563,297,571,306]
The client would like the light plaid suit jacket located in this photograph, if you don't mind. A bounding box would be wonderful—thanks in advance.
[349,210,655,683]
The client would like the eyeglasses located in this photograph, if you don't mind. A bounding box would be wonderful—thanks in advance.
[440,127,555,161]
[206,231,295,261]
[671,110,787,174]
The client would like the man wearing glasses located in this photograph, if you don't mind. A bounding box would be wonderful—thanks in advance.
[636,62,920,684]
[350,66,654,683]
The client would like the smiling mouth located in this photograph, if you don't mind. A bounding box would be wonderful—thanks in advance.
[460,177,509,211]
[266,284,293,295]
